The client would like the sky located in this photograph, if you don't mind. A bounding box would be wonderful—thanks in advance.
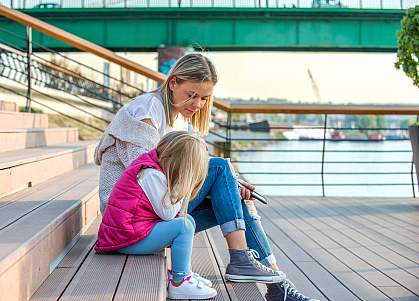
[121,51,419,105]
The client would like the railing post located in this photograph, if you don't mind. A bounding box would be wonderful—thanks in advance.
[411,115,419,198]
[23,0,26,9]
[103,0,106,8]
[225,112,232,158]
[411,156,416,198]
[380,0,383,9]
[400,0,403,9]
[359,0,362,8]
[297,0,300,8]
[82,0,85,8]
[124,0,127,8]
[25,26,32,113]
[321,114,328,197]
[10,0,13,8]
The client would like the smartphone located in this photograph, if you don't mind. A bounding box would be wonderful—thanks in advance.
[238,183,268,205]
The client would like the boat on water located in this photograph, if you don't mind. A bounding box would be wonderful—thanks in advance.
[330,130,346,140]
[368,133,386,141]
[249,120,270,132]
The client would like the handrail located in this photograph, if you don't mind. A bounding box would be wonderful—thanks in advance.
[218,103,419,115]
[0,5,164,83]
[0,25,144,94]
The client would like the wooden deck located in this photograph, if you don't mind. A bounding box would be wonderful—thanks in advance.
[31,196,419,301]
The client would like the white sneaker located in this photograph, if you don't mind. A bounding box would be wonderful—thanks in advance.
[169,270,213,287]
[168,274,217,300]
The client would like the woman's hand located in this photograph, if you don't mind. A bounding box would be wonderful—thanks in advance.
[238,179,255,200]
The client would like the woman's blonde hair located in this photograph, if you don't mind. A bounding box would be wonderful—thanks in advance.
[158,53,218,135]
[156,130,209,216]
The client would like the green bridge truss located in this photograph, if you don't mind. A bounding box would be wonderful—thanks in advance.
[0,8,407,52]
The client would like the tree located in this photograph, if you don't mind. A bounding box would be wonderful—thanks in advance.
[395,6,419,88]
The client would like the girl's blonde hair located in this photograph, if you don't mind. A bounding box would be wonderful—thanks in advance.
[156,130,209,216]
[158,53,218,135]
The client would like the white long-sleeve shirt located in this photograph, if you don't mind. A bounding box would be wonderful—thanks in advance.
[137,168,183,221]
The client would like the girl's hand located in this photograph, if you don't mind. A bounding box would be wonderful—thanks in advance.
[238,179,255,200]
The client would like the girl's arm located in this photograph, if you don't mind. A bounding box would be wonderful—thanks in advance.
[138,168,182,221]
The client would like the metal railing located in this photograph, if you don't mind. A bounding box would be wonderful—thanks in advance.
[0,7,153,133]
[206,105,419,197]
[0,27,145,111]
[2,0,418,9]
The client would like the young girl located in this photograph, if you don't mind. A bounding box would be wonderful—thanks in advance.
[95,53,319,300]
[95,131,217,299]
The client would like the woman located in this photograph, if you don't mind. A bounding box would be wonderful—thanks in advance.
[95,52,319,300]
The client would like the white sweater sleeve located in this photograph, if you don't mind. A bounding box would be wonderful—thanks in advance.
[137,168,182,221]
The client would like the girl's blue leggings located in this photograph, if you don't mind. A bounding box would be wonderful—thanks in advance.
[117,214,196,282]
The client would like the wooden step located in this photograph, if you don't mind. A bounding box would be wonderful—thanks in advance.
[0,111,48,129]
[0,100,18,112]
[30,222,167,301]
[31,230,238,301]
[30,217,101,301]
[0,141,97,197]
[0,164,100,301]
[0,128,78,152]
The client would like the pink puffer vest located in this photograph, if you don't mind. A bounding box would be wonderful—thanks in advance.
[95,149,163,252]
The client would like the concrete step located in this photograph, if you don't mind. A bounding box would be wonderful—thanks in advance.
[0,128,79,153]
[0,100,18,112]
[0,141,97,197]
[0,111,48,129]
[0,164,100,301]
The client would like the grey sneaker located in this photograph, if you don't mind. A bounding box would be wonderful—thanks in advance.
[265,279,321,301]
[225,249,286,283]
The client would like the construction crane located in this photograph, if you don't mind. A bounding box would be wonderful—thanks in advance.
[307,68,322,102]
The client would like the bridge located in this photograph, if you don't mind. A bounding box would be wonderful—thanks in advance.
[0,0,416,52]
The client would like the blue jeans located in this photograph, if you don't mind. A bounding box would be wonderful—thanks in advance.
[118,214,196,281]
[188,157,276,266]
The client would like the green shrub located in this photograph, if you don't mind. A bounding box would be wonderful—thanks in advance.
[395,6,419,88]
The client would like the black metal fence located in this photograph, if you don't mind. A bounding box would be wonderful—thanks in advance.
[0,22,148,133]
[0,25,147,114]
[206,108,418,197]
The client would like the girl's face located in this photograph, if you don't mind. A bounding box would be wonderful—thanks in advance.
[169,77,214,118]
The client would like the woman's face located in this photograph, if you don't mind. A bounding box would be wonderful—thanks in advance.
[169,77,214,118]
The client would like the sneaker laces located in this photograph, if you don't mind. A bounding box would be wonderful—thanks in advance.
[281,279,309,301]
[246,249,276,273]
[189,274,206,289]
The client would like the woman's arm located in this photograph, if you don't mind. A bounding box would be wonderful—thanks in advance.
[116,140,152,168]
[115,118,158,168]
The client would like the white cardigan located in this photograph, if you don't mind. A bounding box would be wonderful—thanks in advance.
[94,106,160,213]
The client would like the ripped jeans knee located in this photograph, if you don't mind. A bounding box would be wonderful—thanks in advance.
[242,199,277,267]
[244,199,261,219]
